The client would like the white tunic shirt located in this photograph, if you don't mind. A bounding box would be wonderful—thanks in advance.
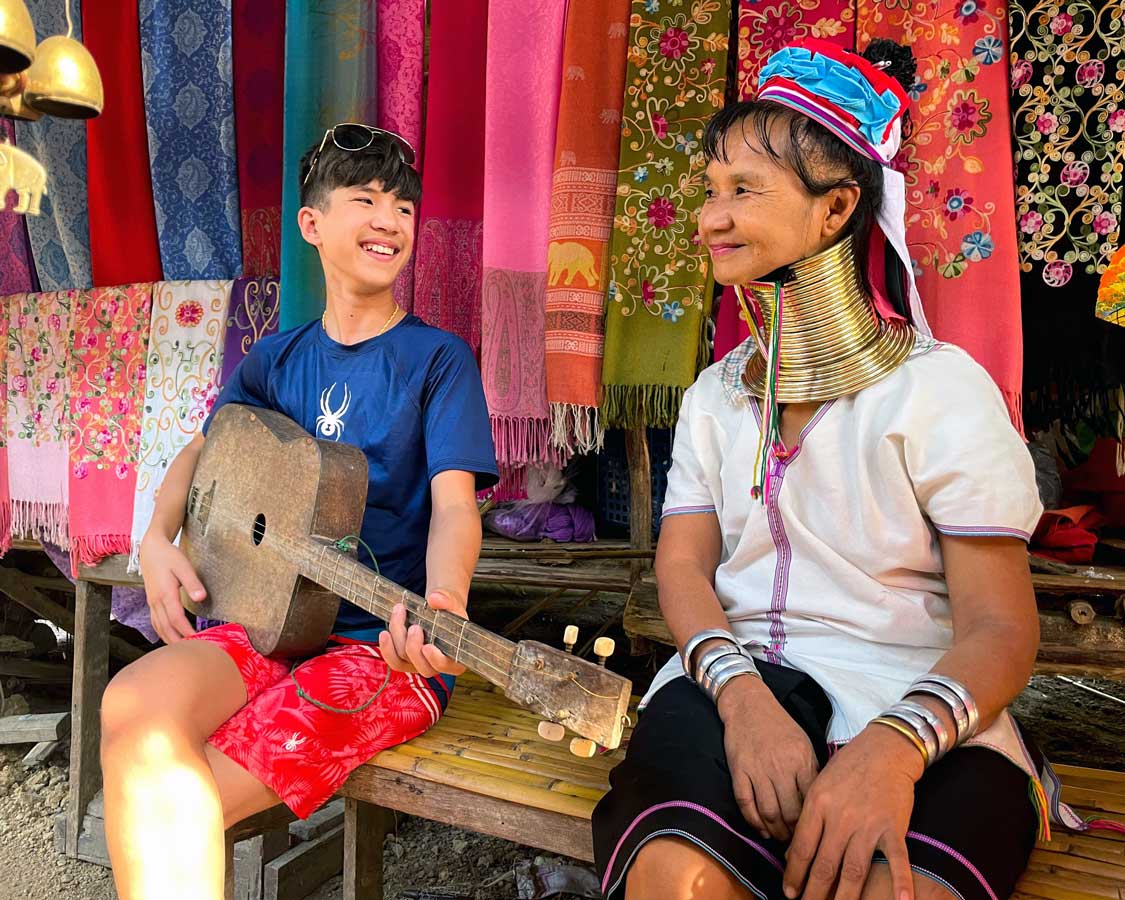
[646,335,1043,767]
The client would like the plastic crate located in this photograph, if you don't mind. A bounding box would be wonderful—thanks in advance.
[596,428,673,537]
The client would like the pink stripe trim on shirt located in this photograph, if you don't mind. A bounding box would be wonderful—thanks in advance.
[663,504,717,516]
[906,831,998,900]
[932,523,1032,542]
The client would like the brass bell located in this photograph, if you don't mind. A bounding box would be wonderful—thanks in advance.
[0,0,35,75]
[24,32,102,118]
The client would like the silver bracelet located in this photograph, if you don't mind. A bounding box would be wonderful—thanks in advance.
[911,675,979,739]
[897,699,952,760]
[708,656,762,705]
[694,643,743,687]
[883,705,939,763]
[682,628,740,682]
[907,682,969,744]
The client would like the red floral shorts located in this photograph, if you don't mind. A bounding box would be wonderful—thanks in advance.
[189,624,446,818]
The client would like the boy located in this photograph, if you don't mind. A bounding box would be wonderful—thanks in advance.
[101,126,498,899]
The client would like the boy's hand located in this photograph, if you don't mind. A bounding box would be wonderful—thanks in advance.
[138,533,206,644]
[379,590,468,678]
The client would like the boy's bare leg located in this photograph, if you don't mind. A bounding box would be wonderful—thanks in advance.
[101,639,281,900]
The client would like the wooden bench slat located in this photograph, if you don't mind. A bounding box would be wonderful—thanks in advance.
[1053,764,1125,784]
[1059,786,1125,816]
[1026,848,1125,882]
[1014,870,1123,900]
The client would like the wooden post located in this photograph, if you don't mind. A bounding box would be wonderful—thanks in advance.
[625,428,653,578]
[66,579,112,857]
[342,797,391,900]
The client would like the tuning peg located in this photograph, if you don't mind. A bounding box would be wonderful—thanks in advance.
[563,625,579,653]
[570,737,597,758]
[594,636,616,667]
[537,721,565,742]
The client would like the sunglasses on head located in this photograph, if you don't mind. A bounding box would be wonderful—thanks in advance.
[303,123,418,185]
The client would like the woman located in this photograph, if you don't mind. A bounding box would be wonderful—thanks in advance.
[593,39,1053,900]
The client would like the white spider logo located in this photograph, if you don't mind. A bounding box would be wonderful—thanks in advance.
[315,382,351,440]
[283,732,307,752]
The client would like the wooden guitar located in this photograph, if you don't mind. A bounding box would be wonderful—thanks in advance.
[180,404,632,751]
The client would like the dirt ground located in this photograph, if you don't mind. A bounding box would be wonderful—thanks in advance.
[0,674,1121,900]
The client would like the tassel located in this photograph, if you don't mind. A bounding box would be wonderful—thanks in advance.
[1028,777,1051,842]
[1085,818,1125,835]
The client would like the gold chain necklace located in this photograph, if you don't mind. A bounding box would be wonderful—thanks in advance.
[322,303,401,340]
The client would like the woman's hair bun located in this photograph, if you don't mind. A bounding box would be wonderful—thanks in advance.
[862,39,917,93]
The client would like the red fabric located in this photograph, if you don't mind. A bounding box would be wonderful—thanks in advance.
[192,624,442,819]
[1031,506,1103,564]
[1063,439,1125,529]
[84,2,162,287]
[232,0,285,277]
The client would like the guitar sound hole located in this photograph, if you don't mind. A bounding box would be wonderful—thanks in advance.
[252,514,267,546]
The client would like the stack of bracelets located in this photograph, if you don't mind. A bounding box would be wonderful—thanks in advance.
[871,674,980,768]
[682,628,762,704]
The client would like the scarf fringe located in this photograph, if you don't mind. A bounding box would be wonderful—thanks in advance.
[0,500,10,557]
[71,533,133,569]
[1001,388,1026,440]
[600,383,685,430]
[11,499,69,550]
[488,465,529,503]
[549,403,604,456]
[490,415,568,468]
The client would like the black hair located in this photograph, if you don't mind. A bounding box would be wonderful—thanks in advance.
[298,135,422,210]
[702,40,916,314]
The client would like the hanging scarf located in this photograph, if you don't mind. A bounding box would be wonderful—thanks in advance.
[377,0,425,311]
[0,123,39,297]
[857,0,1025,433]
[544,0,631,456]
[601,1,731,428]
[0,298,10,554]
[139,0,242,280]
[481,0,567,468]
[411,0,487,347]
[6,290,75,547]
[85,2,163,287]
[15,3,92,291]
[129,281,230,570]
[715,0,857,361]
[221,276,280,386]
[68,285,153,569]
[1011,0,1125,437]
[279,1,379,330]
[232,0,285,278]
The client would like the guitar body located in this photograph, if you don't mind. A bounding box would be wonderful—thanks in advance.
[182,404,368,658]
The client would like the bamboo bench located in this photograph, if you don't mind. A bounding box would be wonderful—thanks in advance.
[336,673,1125,900]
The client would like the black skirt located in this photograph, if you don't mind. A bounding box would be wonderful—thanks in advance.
[592,661,1041,900]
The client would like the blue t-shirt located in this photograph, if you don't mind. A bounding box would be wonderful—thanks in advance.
[203,315,498,632]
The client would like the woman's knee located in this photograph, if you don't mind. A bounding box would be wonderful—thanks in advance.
[625,837,752,900]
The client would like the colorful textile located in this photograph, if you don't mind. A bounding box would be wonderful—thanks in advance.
[129,281,230,569]
[377,0,426,311]
[1031,505,1103,564]
[601,2,731,428]
[0,122,37,297]
[15,3,91,291]
[6,291,75,546]
[232,0,285,277]
[1098,246,1125,328]
[0,299,9,553]
[1011,0,1125,435]
[857,0,1025,431]
[544,0,631,455]
[480,0,567,468]
[221,276,280,386]
[68,285,153,568]
[280,1,379,329]
[139,0,242,280]
[411,0,487,345]
[85,2,163,288]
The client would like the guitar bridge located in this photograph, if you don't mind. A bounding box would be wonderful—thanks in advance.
[188,481,217,534]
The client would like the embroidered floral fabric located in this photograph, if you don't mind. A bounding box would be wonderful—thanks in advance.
[737,0,855,97]
[221,277,280,386]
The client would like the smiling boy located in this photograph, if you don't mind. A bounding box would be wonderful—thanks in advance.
[99,126,498,899]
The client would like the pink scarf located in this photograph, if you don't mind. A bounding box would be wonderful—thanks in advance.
[0,299,10,554]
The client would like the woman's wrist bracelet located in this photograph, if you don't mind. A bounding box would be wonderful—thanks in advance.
[871,716,929,767]
[682,628,741,682]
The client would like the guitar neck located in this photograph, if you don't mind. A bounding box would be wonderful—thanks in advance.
[296,539,516,690]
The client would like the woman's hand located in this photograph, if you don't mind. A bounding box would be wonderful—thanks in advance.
[718,675,821,842]
[782,725,923,900]
[379,590,468,678]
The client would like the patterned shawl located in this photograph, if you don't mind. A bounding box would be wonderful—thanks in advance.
[0,123,39,296]
[16,3,91,291]
[222,276,280,385]
[858,0,1025,432]
[6,291,75,547]
[0,299,9,554]
[233,0,285,277]
[601,2,731,428]
[129,281,230,570]
[140,1,242,280]
[68,285,153,568]
[85,1,163,287]
[481,0,567,469]
[377,0,426,311]
[1011,0,1125,437]
[544,0,631,456]
[280,1,379,330]
[411,0,487,346]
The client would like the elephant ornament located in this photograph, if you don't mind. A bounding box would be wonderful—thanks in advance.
[0,141,48,216]
[548,241,599,288]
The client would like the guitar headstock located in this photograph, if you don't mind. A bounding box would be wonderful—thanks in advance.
[504,639,632,751]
